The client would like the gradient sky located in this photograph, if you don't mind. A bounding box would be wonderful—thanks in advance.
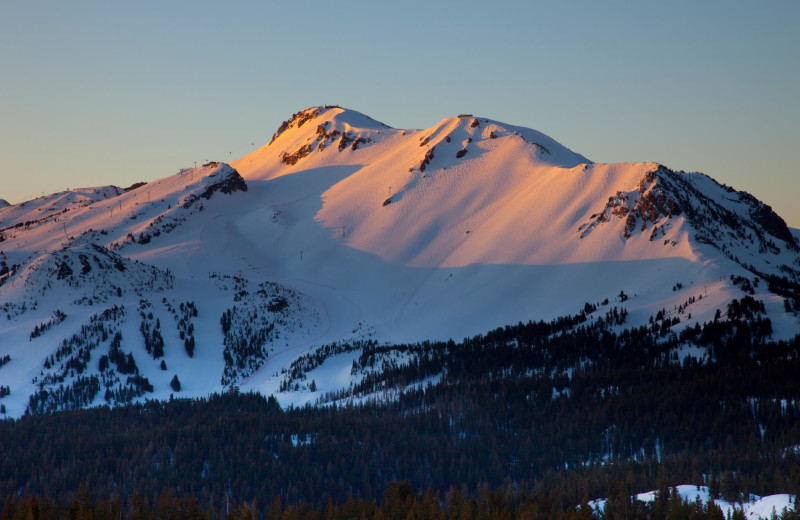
[2,1,798,226]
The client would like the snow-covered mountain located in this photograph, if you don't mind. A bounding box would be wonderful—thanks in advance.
[1,105,798,417]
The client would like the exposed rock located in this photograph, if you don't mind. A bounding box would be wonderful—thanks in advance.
[419,147,435,172]
[182,166,247,209]
[269,108,320,145]
[337,132,372,152]
[745,196,798,250]
[282,144,314,166]
[122,182,147,192]
[578,165,798,271]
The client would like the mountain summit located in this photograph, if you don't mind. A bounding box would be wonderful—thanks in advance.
[0,106,798,416]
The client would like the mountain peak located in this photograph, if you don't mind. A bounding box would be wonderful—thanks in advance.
[268,106,391,146]
[236,107,591,183]
[414,114,591,168]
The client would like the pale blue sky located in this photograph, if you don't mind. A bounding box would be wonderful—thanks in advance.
[1,1,798,226]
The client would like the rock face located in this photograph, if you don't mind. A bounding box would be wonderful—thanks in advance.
[279,118,374,166]
[181,163,248,209]
[577,164,798,264]
[270,107,324,144]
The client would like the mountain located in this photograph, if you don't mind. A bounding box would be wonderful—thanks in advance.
[0,105,799,417]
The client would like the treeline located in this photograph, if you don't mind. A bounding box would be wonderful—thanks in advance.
[1,481,798,520]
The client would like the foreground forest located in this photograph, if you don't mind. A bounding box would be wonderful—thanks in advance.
[1,481,799,520]
[2,294,800,519]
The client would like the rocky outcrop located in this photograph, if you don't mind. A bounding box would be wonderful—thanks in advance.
[269,107,321,145]
[182,165,247,209]
[280,119,373,166]
[579,165,799,269]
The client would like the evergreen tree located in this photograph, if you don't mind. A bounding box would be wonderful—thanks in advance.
[170,374,181,392]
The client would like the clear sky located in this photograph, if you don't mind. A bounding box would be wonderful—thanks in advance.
[1,1,798,226]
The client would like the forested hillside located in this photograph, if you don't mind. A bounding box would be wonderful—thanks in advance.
[2,301,799,518]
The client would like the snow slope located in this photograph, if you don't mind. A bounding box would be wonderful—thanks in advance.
[0,105,799,417]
